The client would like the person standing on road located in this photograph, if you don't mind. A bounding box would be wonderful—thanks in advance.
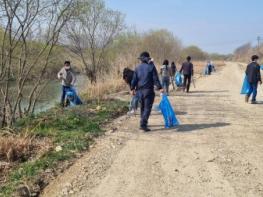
[245,55,262,104]
[207,61,213,75]
[57,61,76,107]
[131,52,163,132]
[180,56,194,93]
[170,62,177,90]
[160,59,171,95]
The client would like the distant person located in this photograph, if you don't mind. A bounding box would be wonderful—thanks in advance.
[180,56,194,93]
[207,61,213,75]
[57,61,76,107]
[123,67,139,115]
[245,55,262,104]
[160,59,170,94]
[131,52,163,132]
[170,62,177,90]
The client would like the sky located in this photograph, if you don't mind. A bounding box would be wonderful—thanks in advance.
[105,0,263,54]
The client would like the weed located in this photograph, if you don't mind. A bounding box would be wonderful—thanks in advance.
[0,99,128,196]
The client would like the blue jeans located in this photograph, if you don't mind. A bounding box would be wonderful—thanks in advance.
[162,77,170,94]
[61,86,71,104]
[247,83,258,102]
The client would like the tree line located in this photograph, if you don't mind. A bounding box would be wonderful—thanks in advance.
[232,42,263,62]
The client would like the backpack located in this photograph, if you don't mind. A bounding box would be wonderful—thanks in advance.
[123,68,134,86]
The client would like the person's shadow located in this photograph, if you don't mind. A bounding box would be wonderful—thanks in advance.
[150,122,230,132]
[176,122,230,132]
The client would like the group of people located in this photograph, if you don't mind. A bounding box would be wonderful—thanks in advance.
[123,52,195,131]
[56,53,262,132]
[159,56,194,95]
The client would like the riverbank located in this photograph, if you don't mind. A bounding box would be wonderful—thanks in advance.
[0,99,128,196]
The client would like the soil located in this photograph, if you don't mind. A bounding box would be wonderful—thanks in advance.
[42,62,263,197]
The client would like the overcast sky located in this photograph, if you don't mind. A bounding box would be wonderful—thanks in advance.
[106,0,263,54]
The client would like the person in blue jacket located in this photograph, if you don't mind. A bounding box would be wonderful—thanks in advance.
[131,52,163,132]
[245,55,262,104]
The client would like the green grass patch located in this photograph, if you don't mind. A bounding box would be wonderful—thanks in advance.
[0,99,128,196]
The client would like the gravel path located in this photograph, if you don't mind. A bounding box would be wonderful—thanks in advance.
[42,62,263,197]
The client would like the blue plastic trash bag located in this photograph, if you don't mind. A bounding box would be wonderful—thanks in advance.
[175,72,183,87]
[159,94,180,128]
[203,66,209,75]
[260,65,263,70]
[153,104,161,112]
[240,75,251,95]
[65,87,83,106]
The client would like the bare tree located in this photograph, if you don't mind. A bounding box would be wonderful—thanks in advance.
[66,0,125,83]
[142,29,182,65]
[0,0,75,127]
[233,43,252,62]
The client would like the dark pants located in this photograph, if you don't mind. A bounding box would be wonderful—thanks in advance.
[162,77,170,94]
[61,86,71,104]
[247,82,258,102]
[139,89,155,128]
[183,74,192,92]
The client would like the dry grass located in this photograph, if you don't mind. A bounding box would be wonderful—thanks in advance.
[82,77,126,100]
[0,134,38,162]
[81,60,226,100]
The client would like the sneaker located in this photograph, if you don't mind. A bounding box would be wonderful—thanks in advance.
[127,109,136,116]
[251,101,257,104]
[245,96,249,103]
[140,127,151,132]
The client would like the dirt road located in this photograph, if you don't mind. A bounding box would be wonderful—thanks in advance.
[42,62,263,197]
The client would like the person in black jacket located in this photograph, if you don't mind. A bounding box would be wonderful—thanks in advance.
[180,56,194,93]
[245,55,262,104]
[131,51,163,132]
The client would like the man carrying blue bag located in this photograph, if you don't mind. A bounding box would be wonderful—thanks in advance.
[159,94,180,128]
[131,52,163,132]
[245,55,262,104]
